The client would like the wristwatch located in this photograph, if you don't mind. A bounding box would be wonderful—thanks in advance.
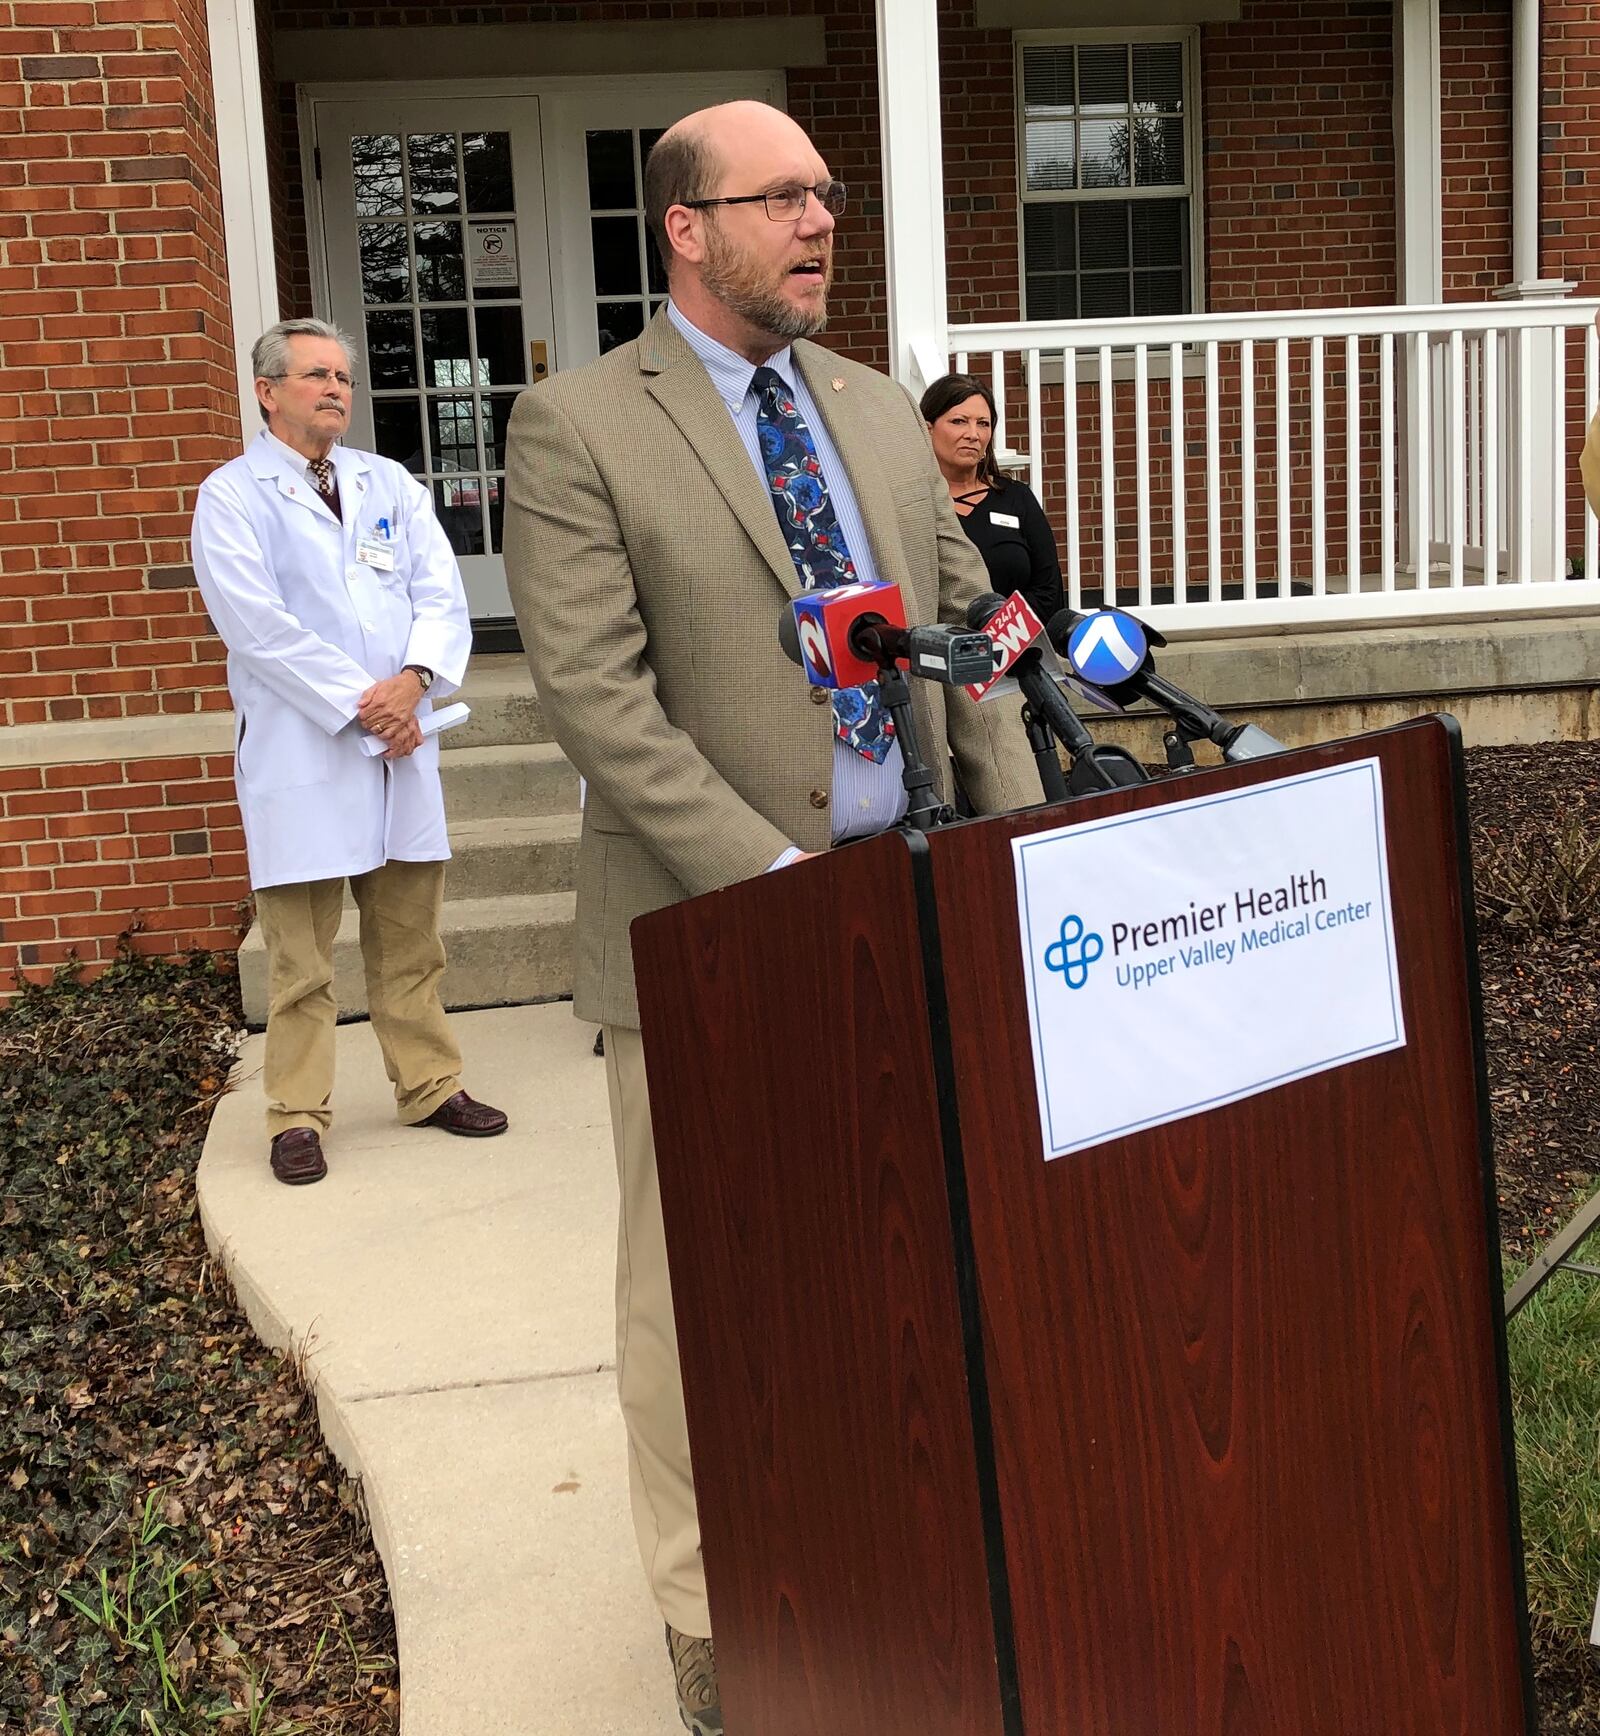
[403,664,435,694]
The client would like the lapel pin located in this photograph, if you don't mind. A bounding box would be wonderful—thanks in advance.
[830,377,845,393]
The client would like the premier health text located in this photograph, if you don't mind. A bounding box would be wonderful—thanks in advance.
[1110,869,1374,991]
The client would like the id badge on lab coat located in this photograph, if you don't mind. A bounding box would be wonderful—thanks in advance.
[356,534,396,572]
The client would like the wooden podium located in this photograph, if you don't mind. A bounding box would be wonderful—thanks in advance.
[632,718,1536,1736]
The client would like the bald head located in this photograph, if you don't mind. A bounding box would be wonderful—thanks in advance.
[643,101,838,361]
[644,102,822,270]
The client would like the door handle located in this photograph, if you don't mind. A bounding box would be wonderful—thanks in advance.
[530,340,549,381]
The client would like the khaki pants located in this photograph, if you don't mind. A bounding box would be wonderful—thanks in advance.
[255,859,463,1138]
[603,1021,711,1638]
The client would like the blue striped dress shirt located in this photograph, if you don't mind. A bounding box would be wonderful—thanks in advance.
[666,301,909,854]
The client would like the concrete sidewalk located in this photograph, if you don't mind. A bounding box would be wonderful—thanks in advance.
[197,1003,680,1735]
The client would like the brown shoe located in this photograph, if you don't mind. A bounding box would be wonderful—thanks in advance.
[416,1090,508,1137]
[665,1626,723,1735]
[270,1128,327,1185]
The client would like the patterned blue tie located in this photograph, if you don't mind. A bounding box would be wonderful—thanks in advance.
[753,365,893,764]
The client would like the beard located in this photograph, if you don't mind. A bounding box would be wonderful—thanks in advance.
[701,221,831,342]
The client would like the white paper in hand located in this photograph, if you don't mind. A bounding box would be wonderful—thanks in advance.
[359,701,470,756]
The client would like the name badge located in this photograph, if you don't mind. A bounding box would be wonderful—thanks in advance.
[356,535,396,572]
[990,511,1021,529]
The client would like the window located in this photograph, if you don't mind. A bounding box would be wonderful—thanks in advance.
[584,128,669,356]
[1018,35,1197,322]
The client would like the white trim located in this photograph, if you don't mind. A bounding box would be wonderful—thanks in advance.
[1013,28,1206,324]
[205,0,280,440]
[1510,0,1540,287]
[274,18,823,82]
[877,0,949,390]
[980,0,1236,23]
[1393,0,1443,305]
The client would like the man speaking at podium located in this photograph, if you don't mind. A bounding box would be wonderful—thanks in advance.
[502,100,1032,1733]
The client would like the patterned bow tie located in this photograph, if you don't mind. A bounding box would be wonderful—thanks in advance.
[752,365,893,764]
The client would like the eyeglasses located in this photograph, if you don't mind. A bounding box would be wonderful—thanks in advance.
[272,367,358,390]
[683,181,848,223]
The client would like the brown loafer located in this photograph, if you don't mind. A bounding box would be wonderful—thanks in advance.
[416,1090,508,1137]
[270,1127,328,1185]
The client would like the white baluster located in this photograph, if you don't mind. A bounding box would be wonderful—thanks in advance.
[1027,347,1043,501]
[1171,341,1187,601]
[1206,341,1221,603]
[1276,338,1291,597]
[1414,331,1432,590]
[1064,346,1081,610]
[1449,329,1466,588]
[990,350,1006,461]
[1311,334,1326,596]
[1515,325,1532,582]
[1381,332,1395,591]
[1346,334,1360,594]
[1100,344,1116,605]
[1241,338,1256,601]
[1484,329,1499,587]
[1135,343,1151,608]
[1554,322,1568,582]
[1468,335,1481,556]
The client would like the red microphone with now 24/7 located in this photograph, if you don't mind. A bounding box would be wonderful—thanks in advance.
[777,580,998,689]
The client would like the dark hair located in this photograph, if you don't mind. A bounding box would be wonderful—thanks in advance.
[644,124,719,275]
[920,373,1003,487]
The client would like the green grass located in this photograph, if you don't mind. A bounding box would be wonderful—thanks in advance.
[1506,1228,1600,1646]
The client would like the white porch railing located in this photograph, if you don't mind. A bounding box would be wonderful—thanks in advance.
[942,299,1600,635]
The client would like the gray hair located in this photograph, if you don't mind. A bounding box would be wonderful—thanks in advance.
[251,318,356,422]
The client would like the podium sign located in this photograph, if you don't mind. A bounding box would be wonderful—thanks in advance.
[1014,755,1407,1157]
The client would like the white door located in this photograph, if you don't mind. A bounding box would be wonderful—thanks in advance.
[316,97,555,624]
[311,76,785,627]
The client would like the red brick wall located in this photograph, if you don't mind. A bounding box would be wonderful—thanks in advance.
[0,0,250,986]
[1441,0,1513,300]
[0,754,250,979]
[1202,1,1398,313]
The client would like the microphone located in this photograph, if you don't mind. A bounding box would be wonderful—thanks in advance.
[778,581,998,688]
[1046,606,1285,767]
[964,592,1146,797]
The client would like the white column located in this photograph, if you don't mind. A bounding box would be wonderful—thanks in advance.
[1393,0,1442,306]
[1392,0,1441,574]
[1511,0,1540,287]
[874,0,949,391]
[1496,0,1575,580]
[206,0,280,442]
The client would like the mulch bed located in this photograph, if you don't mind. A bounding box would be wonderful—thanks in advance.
[0,949,399,1735]
[2,742,1599,1732]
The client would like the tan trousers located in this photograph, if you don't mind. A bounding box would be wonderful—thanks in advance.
[602,1021,711,1637]
[255,859,463,1138]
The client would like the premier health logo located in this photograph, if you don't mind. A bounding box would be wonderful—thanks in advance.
[1044,914,1104,989]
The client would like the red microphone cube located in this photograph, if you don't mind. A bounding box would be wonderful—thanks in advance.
[789,580,908,688]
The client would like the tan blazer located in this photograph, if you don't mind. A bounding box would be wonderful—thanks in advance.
[502,308,1038,1027]
[1583,410,1600,519]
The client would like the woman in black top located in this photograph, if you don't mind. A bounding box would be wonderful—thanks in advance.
[919,373,1065,626]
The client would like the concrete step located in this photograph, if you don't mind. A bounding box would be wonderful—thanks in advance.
[443,814,580,900]
[320,815,580,907]
[449,655,549,750]
[441,741,578,823]
[239,890,576,1025]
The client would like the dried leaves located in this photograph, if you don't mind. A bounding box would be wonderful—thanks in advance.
[0,949,399,1734]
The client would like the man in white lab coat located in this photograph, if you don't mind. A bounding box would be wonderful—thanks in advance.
[192,318,508,1184]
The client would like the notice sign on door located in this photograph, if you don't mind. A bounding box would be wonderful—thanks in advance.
[1012,758,1405,1159]
[468,221,518,290]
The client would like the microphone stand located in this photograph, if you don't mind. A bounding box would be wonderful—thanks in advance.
[873,662,949,833]
[1018,701,1071,803]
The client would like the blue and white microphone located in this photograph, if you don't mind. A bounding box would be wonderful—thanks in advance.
[1047,606,1285,767]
